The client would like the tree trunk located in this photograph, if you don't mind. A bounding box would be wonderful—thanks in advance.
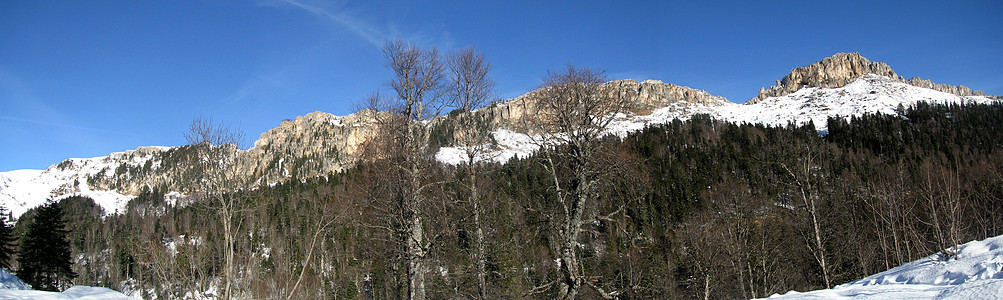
[558,173,588,300]
[222,199,234,299]
[407,209,425,300]
[471,167,487,300]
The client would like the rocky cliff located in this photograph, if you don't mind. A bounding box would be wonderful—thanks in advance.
[53,78,727,197]
[460,79,728,136]
[747,52,994,104]
[241,110,376,186]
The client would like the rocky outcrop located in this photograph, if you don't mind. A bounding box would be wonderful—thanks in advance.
[241,110,377,185]
[906,77,991,98]
[472,79,728,133]
[747,52,996,104]
[748,53,901,104]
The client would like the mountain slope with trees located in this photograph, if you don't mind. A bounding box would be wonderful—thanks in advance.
[0,51,1000,299]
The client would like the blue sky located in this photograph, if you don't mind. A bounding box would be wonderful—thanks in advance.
[1,0,1001,171]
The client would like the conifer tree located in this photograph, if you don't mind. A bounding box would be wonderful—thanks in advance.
[16,200,76,291]
[0,205,14,271]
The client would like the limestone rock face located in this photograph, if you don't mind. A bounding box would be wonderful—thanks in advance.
[906,77,990,97]
[240,110,377,186]
[468,79,729,134]
[748,53,902,104]
[607,79,729,110]
[747,53,996,104]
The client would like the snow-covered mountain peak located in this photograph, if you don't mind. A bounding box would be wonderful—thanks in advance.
[747,52,994,105]
[719,74,996,132]
[437,74,998,165]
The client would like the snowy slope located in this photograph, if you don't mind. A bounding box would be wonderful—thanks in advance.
[437,74,997,165]
[0,147,168,219]
[712,74,994,133]
[762,234,1003,299]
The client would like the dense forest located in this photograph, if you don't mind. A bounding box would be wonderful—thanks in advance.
[10,101,1001,299]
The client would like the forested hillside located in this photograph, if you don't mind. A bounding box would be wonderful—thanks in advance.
[22,102,1001,299]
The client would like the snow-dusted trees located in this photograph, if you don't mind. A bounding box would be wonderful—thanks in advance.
[525,66,630,299]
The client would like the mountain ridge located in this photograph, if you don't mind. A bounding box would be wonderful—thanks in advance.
[2,53,999,218]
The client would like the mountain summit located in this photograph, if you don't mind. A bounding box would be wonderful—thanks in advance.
[748,52,993,104]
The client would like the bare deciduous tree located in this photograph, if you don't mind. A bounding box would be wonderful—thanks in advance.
[447,46,496,300]
[448,46,494,112]
[184,116,246,299]
[780,144,832,289]
[361,39,449,300]
[525,65,630,299]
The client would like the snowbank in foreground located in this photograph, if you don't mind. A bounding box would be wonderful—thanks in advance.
[0,286,136,299]
[763,234,1003,299]
[0,269,30,290]
[0,269,135,299]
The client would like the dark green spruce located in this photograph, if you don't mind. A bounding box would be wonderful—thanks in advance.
[16,200,76,291]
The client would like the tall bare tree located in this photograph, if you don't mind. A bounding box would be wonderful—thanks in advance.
[361,40,449,300]
[184,116,246,299]
[447,46,496,300]
[448,46,494,112]
[526,65,629,299]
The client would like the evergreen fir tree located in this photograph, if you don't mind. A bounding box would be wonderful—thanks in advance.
[0,205,14,271]
[16,200,76,291]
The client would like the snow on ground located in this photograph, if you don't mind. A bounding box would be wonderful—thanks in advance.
[0,147,167,219]
[0,269,135,299]
[0,286,137,300]
[436,74,998,165]
[0,269,30,290]
[762,234,1003,299]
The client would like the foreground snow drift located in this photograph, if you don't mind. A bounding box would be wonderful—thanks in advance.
[764,234,1003,299]
[0,286,136,300]
[0,269,135,299]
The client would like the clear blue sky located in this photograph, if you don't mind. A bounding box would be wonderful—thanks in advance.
[1,0,1001,171]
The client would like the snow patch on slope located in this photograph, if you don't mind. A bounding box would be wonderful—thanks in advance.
[714,74,994,132]
[763,234,1003,299]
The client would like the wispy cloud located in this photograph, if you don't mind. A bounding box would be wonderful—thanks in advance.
[271,0,389,47]
[264,0,453,49]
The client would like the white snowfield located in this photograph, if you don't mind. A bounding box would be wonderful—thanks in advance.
[436,74,998,165]
[763,234,1003,299]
